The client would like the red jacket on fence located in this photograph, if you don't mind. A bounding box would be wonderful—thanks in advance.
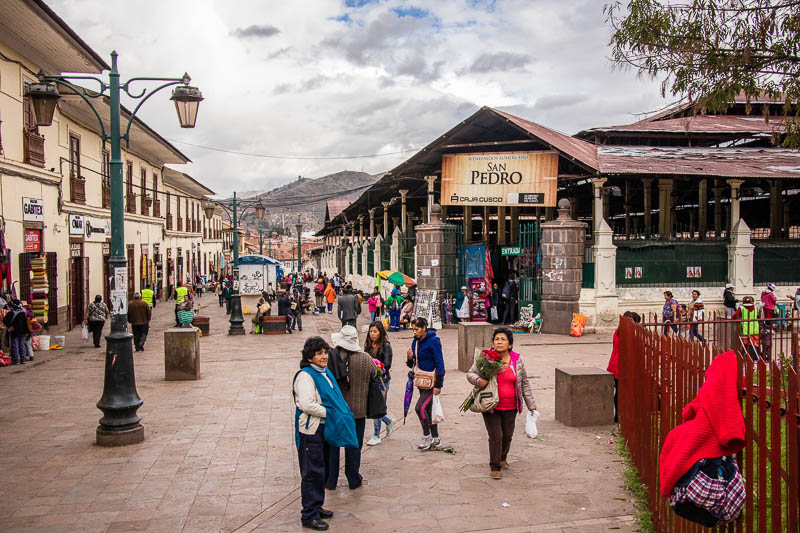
[658,350,745,497]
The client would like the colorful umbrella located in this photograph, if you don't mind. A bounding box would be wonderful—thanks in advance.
[377,270,416,287]
[403,370,415,424]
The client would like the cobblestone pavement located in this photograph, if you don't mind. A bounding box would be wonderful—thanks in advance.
[0,295,636,532]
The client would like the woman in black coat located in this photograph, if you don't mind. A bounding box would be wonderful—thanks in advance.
[364,321,394,446]
[278,291,295,333]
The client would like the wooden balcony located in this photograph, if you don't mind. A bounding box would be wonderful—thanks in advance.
[153,199,161,218]
[23,129,45,167]
[126,194,136,214]
[141,195,152,216]
[177,217,183,232]
[166,214,173,230]
[70,176,86,204]
[102,183,111,209]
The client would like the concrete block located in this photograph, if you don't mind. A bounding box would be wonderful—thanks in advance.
[555,367,614,426]
[457,322,495,372]
[164,328,200,381]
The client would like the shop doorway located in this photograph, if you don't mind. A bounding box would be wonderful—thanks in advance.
[69,256,89,328]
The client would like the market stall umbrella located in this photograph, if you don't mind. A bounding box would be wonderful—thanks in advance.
[377,270,416,287]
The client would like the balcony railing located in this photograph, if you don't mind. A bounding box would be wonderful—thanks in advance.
[23,129,45,167]
[70,176,86,204]
[166,214,173,230]
[153,199,161,218]
[126,193,136,214]
[102,183,111,209]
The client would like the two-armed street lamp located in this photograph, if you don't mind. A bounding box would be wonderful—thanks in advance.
[203,194,265,335]
[27,51,203,446]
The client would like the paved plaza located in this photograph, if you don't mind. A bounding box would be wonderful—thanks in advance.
[0,296,635,532]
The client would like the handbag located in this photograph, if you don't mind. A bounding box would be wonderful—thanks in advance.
[366,378,388,419]
[469,374,500,412]
[490,306,498,321]
[412,343,435,390]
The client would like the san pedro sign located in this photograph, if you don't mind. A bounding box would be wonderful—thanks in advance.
[441,151,558,207]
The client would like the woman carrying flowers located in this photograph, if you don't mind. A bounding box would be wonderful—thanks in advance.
[466,327,536,480]
[364,321,394,446]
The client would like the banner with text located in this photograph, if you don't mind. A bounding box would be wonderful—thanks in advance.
[441,151,558,207]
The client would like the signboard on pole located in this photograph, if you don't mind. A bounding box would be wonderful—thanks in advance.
[500,246,522,256]
[441,151,558,207]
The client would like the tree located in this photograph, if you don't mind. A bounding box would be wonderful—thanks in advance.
[605,0,800,147]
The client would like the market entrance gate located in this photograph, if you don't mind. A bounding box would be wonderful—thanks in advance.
[519,221,542,314]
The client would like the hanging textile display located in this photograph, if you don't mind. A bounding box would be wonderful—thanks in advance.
[30,256,49,324]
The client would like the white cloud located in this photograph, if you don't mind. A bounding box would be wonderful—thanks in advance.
[47,0,667,193]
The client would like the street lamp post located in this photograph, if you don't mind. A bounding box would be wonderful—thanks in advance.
[203,194,265,335]
[296,217,302,274]
[28,51,203,446]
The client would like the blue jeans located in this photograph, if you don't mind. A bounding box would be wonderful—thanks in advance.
[10,334,26,364]
[373,380,392,436]
[388,309,401,331]
[369,311,376,322]
[326,417,365,489]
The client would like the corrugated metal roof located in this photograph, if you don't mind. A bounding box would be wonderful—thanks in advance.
[597,145,800,178]
[582,115,786,135]
[325,200,351,221]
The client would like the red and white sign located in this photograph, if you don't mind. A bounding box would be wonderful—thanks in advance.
[24,229,41,252]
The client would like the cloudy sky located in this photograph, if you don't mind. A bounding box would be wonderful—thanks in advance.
[50,0,668,193]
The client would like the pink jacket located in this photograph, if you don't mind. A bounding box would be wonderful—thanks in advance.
[368,296,380,313]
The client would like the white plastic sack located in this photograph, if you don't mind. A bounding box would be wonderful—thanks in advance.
[525,410,540,439]
[431,394,444,424]
[81,324,89,341]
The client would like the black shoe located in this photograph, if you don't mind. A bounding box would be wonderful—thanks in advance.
[19,360,25,365]
[302,519,329,530]
[348,479,362,490]
[319,508,333,519]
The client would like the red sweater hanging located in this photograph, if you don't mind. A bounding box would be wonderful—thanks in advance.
[659,350,745,497]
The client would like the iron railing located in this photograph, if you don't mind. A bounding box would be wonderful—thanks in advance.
[367,239,374,277]
[381,235,391,272]
[519,221,542,313]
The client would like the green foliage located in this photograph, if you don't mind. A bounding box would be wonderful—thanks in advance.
[605,0,800,148]
[616,435,655,533]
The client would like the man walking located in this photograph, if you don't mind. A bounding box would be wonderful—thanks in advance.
[128,292,152,352]
[337,284,361,327]
[141,283,156,309]
[501,273,518,325]
[222,282,233,315]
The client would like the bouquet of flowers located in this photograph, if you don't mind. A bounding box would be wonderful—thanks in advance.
[459,348,506,412]
[373,358,386,378]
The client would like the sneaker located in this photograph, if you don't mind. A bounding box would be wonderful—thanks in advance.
[500,460,509,470]
[417,435,433,450]
[385,419,395,438]
[430,437,441,449]
[490,470,502,480]
[366,435,381,446]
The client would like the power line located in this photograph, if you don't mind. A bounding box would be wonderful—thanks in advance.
[164,138,419,160]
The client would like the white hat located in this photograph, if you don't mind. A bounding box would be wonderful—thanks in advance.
[768,283,777,292]
[331,325,361,352]
[461,286,468,291]
[725,283,734,289]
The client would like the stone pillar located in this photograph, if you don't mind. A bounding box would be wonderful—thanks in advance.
[425,175,437,223]
[593,219,619,332]
[464,205,472,242]
[658,178,674,238]
[392,216,400,236]
[540,199,586,334]
[382,201,390,238]
[510,206,520,244]
[728,218,754,299]
[592,177,607,231]
[415,204,456,302]
[369,208,376,238]
[390,226,401,271]
[373,235,382,275]
[358,215,364,243]
[542,198,586,335]
[698,179,707,239]
[497,206,507,245]
[642,178,653,238]
[729,179,743,228]
[770,180,782,238]
[420,207,427,225]
[399,189,409,233]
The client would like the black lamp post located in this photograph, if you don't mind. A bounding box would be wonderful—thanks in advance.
[296,218,303,274]
[29,52,202,446]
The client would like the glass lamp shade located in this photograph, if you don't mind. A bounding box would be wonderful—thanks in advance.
[27,83,60,126]
[295,224,302,235]
[170,85,203,128]
[255,204,266,220]
[202,201,216,219]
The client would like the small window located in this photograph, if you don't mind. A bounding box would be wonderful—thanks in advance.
[69,134,80,178]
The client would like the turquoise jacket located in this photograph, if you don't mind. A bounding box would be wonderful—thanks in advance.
[293,366,358,450]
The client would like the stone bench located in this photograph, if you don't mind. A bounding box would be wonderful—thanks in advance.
[164,328,200,380]
[555,367,614,426]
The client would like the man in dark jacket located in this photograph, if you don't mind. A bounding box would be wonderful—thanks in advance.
[723,284,737,319]
[278,291,294,333]
[501,274,519,325]
[4,300,29,364]
[337,284,361,327]
[128,292,152,352]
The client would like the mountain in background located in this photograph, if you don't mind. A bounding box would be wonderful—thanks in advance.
[239,171,380,233]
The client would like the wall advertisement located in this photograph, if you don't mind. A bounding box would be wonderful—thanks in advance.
[440,151,558,207]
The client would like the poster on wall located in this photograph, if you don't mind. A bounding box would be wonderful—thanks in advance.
[441,151,558,207]
[238,264,265,295]
[22,197,43,222]
[625,267,633,279]
[635,266,643,279]
[413,289,442,330]
[470,278,487,322]
[24,229,41,252]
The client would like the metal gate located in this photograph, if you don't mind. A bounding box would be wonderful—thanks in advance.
[366,239,375,277]
[399,228,416,278]
[443,223,465,297]
[519,221,542,314]
[380,236,391,271]
[357,244,363,275]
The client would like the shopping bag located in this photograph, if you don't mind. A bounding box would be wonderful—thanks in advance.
[569,313,588,337]
[81,324,89,341]
[525,410,540,438]
[490,306,498,321]
[431,394,444,424]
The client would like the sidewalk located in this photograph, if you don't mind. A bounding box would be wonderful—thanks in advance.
[0,297,635,532]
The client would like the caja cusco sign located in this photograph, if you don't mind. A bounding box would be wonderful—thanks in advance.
[441,151,558,207]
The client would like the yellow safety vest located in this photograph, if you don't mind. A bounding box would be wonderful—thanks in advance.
[141,288,154,307]
[175,286,188,305]
[740,307,759,336]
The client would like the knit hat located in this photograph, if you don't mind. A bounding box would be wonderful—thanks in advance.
[331,325,361,352]
[725,283,734,289]
[768,283,777,292]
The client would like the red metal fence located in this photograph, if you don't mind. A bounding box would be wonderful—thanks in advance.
[618,316,800,532]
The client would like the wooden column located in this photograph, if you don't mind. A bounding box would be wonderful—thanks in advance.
[464,205,472,242]
[510,206,520,244]
[657,178,673,239]
[381,201,389,238]
[713,183,723,238]
[369,208,376,238]
[482,206,489,243]
[770,180,782,238]
[399,189,409,233]
[642,178,653,238]
[497,206,507,245]
[698,179,708,239]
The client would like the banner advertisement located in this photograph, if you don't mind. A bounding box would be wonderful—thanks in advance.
[441,151,558,207]
[83,217,110,242]
[24,229,41,252]
[22,197,44,222]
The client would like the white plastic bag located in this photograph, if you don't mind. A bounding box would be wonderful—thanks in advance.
[81,324,89,341]
[525,410,540,439]
[431,394,444,424]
